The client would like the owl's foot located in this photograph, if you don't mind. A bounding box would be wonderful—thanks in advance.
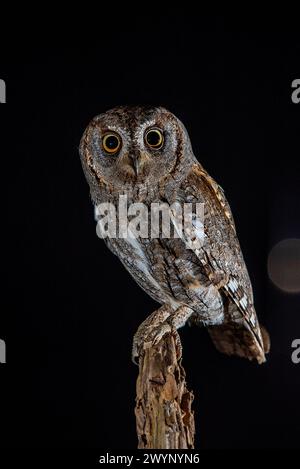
[132,320,182,365]
[132,305,193,365]
[132,305,172,365]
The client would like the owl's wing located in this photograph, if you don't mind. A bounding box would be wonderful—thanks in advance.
[172,163,268,363]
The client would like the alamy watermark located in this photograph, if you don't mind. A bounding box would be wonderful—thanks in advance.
[291,79,300,104]
[0,79,6,103]
[94,195,205,250]
[291,339,300,364]
[0,338,6,363]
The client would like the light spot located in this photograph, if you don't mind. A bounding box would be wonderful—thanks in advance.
[268,238,300,293]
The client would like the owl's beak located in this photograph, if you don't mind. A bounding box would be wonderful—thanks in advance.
[133,156,140,177]
[132,151,149,177]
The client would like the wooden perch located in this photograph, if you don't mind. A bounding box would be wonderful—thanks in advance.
[135,333,195,449]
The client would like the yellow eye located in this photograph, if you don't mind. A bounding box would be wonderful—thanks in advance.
[102,133,121,154]
[145,128,164,149]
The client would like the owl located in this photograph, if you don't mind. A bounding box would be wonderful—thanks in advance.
[80,106,270,364]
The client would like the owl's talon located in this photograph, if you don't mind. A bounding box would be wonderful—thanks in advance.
[132,322,173,365]
[132,320,184,365]
[132,340,143,365]
[172,328,183,360]
[132,352,139,366]
[150,322,172,347]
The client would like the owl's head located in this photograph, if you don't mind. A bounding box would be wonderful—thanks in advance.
[80,106,195,199]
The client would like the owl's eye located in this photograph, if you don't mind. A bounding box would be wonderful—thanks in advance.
[145,128,164,149]
[102,133,121,154]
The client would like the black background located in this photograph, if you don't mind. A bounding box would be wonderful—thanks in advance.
[0,14,300,450]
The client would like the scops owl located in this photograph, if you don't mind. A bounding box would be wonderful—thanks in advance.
[80,106,269,364]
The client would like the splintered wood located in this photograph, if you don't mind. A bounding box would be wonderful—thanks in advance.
[135,334,195,449]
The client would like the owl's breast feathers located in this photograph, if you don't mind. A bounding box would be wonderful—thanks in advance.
[104,163,269,363]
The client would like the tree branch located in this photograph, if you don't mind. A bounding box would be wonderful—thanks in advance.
[135,333,195,449]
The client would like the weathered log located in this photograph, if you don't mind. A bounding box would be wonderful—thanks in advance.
[135,333,195,449]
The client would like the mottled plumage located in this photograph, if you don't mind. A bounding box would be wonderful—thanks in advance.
[80,106,269,364]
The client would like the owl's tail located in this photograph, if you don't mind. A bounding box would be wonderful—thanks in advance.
[208,323,270,364]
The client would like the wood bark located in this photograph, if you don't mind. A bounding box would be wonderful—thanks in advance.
[135,333,195,449]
